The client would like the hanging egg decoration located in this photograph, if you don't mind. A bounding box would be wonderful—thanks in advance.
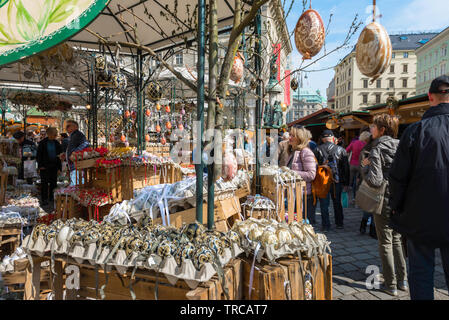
[120,134,126,142]
[294,7,325,60]
[290,78,299,91]
[109,134,114,142]
[165,105,171,113]
[131,111,137,120]
[281,103,288,112]
[180,108,186,116]
[112,72,127,91]
[230,52,244,83]
[156,103,161,111]
[124,110,130,118]
[355,21,392,82]
[155,124,161,133]
[95,55,106,71]
[166,121,172,130]
[161,137,167,145]
[146,81,162,102]
[145,109,151,117]
[178,123,184,131]
[145,134,150,142]
[222,152,238,182]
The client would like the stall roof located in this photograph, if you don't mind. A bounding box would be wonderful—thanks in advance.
[287,108,335,127]
[363,94,429,111]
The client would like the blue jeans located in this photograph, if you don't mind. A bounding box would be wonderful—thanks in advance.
[319,182,344,228]
[407,239,449,300]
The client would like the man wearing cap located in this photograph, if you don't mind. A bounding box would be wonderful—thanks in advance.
[389,76,449,300]
[314,129,350,231]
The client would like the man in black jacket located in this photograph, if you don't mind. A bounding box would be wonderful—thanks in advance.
[60,120,89,185]
[389,76,449,300]
[37,127,62,205]
[314,129,350,231]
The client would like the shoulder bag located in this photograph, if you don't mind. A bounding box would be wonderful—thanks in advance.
[355,179,387,215]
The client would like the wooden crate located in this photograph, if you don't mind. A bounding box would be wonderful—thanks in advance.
[240,254,332,300]
[55,195,84,220]
[130,165,161,190]
[0,225,21,260]
[153,196,242,232]
[0,172,8,206]
[261,177,307,224]
[24,255,242,300]
[73,158,98,170]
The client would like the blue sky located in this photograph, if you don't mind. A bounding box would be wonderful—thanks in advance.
[284,0,449,100]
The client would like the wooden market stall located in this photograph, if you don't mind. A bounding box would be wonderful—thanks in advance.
[287,108,335,143]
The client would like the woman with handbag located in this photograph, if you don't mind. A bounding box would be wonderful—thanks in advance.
[359,114,407,296]
[288,126,317,224]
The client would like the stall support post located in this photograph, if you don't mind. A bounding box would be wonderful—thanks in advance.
[92,82,98,148]
[195,0,206,223]
[136,49,144,155]
[1,89,6,136]
[255,10,262,194]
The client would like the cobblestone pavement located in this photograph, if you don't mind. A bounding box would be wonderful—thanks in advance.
[315,204,449,300]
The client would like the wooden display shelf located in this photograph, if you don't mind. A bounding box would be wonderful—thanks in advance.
[24,254,242,300]
[260,177,307,224]
[0,171,8,206]
[73,158,99,170]
[0,225,21,260]
[240,254,332,300]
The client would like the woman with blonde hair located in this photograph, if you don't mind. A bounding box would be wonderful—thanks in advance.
[287,126,317,224]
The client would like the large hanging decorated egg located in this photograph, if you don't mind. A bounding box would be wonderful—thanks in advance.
[230,53,244,83]
[355,22,392,82]
[294,9,325,60]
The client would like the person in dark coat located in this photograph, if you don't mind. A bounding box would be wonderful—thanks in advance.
[361,114,407,297]
[37,127,62,205]
[13,131,37,184]
[389,76,449,300]
[60,133,69,153]
[314,129,350,231]
[61,120,89,185]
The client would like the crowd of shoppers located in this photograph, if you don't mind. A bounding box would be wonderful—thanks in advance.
[278,76,449,300]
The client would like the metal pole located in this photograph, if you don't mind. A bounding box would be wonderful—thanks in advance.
[93,82,98,148]
[255,10,262,194]
[1,89,6,136]
[196,0,206,223]
[137,49,144,154]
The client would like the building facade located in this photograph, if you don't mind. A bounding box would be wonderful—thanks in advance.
[286,88,326,123]
[416,27,449,95]
[326,78,335,110]
[332,33,437,112]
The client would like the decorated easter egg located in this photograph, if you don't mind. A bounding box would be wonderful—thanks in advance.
[165,105,171,113]
[155,125,161,133]
[165,121,172,130]
[290,78,299,91]
[294,9,325,60]
[178,123,184,131]
[124,110,130,118]
[355,22,392,82]
[131,111,137,120]
[156,103,161,111]
[145,109,151,117]
[276,227,293,245]
[161,137,167,145]
[194,245,214,269]
[261,229,278,247]
[146,82,162,102]
[120,135,126,142]
[222,152,238,182]
[230,53,244,83]
[145,134,150,142]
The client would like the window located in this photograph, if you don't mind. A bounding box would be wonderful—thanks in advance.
[347,95,351,105]
[363,79,368,88]
[336,101,338,108]
[376,79,381,88]
[389,79,395,88]
[390,65,395,73]
[375,94,381,104]
[337,77,339,84]
[392,52,396,58]
[403,79,408,88]
[435,67,438,78]
[402,94,407,100]
[336,88,339,96]
[441,64,445,76]
[348,68,351,76]
[175,53,183,65]
[362,94,368,104]
[403,64,408,73]
[403,52,409,58]
[348,81,351,90]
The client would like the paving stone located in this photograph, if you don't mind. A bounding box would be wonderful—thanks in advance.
[335,284,357,295]
[353,253,375,261]
[339,263,359,272]
[345,246,366,254]
[353,291,379,300]
[338,294,359,300]
[369,290,396,300]
[343,271,367,282]
[335,255,357,263]
[332,288,343,298]
[435,291,449,300]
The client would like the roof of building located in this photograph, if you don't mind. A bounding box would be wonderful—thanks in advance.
[292,88,327,104]
[416,26,449,52]
[363,93,429,111]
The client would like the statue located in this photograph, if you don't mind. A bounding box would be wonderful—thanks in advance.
[272,100,283,128]
[263,102,273,127]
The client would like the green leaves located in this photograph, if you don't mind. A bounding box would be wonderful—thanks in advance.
[15,0,39,41]
[37,0,55,35]
[48,0,78,24]
[0,0,9,9]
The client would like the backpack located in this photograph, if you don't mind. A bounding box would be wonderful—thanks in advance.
[311,162,333,204]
